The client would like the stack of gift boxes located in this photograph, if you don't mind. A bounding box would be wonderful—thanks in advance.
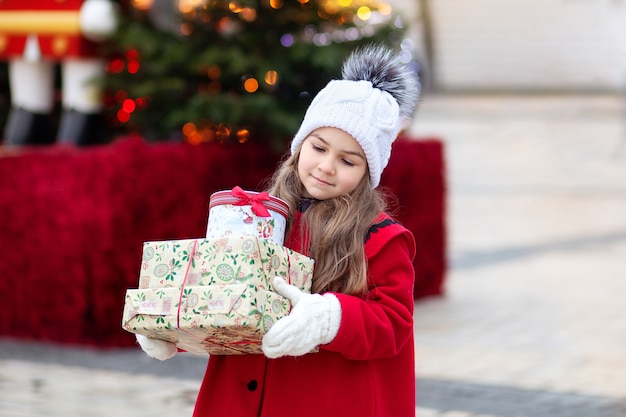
[122,187,314,355]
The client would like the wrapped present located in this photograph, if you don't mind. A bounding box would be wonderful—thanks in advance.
[122,236,314,355]
[206,186,289,245]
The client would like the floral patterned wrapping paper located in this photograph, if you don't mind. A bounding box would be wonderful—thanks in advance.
[122,236,314,355]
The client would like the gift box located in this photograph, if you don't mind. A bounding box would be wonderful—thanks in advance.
[206,186,289,245]
[122,236,314,355]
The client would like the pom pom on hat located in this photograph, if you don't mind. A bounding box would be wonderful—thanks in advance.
[291,44,420,188]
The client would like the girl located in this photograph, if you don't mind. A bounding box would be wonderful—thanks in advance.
[138,44,421,417]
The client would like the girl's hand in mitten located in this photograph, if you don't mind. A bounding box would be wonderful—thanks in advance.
[262,276,342,359]
[136,334,177,361]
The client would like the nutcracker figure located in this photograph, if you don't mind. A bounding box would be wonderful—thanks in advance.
[0,0,119,146]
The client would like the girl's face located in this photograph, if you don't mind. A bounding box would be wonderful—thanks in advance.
[297,127,368,200]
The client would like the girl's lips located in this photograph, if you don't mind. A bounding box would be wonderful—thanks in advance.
[312,175,332,186]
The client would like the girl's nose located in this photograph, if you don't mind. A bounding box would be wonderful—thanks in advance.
[318,157,335,174]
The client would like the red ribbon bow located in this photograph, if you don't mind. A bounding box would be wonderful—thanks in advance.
[231,186,271,217]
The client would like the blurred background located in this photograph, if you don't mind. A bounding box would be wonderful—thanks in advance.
[1,0,626,416]
[3,0,626,143]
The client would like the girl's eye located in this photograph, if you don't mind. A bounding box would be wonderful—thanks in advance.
[312,144,325,152]
[342,159,355,167]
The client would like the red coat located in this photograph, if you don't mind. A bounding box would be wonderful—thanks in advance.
[193,213,417,417]
[0,0,99,59]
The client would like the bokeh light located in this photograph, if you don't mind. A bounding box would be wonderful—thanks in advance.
[131,0,153,11]
[207,65,221,80]
[122,99,136,113]
[117,109,130,123]
[216,124,231,142]
[264,70,278,86]
[236,128,250,143]
[269,0,283,9]
[243,77,259,93]
[127,60,140,74]
[179,0,204,14]
[356,6,371,21]
[114,90,127,103]
[280,34,295,47]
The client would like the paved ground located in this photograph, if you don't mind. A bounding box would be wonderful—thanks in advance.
[1,93,625,416]
[409,94,626,416]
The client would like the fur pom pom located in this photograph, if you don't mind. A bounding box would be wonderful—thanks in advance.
[341,44,420,120]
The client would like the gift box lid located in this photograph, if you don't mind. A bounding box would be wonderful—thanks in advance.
[209,187,289,219]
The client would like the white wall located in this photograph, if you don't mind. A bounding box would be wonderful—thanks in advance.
[388,0,626,92]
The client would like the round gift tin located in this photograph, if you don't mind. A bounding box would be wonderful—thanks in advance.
[206,188,289,245]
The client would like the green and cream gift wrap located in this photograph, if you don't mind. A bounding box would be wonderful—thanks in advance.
[122,236,314,355]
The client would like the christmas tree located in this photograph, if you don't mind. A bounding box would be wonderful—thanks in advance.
[104,0,417,149]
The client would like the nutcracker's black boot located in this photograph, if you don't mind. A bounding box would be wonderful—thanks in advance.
[56,109,106,146]
[2,107,54,146]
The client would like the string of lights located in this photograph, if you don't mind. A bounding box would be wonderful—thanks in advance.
[104,0,417,147]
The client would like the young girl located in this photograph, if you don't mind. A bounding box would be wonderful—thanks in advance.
[137,44,421,417]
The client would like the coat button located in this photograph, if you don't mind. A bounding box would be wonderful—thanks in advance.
[247,380,258,391]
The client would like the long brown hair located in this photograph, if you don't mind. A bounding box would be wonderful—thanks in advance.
[267,147,386,295]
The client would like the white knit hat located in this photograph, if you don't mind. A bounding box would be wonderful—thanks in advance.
[290,44,420,188]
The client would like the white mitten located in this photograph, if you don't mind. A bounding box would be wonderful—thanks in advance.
[262,276,341,359]
[79,0,120,41]
[136,334,178,361]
